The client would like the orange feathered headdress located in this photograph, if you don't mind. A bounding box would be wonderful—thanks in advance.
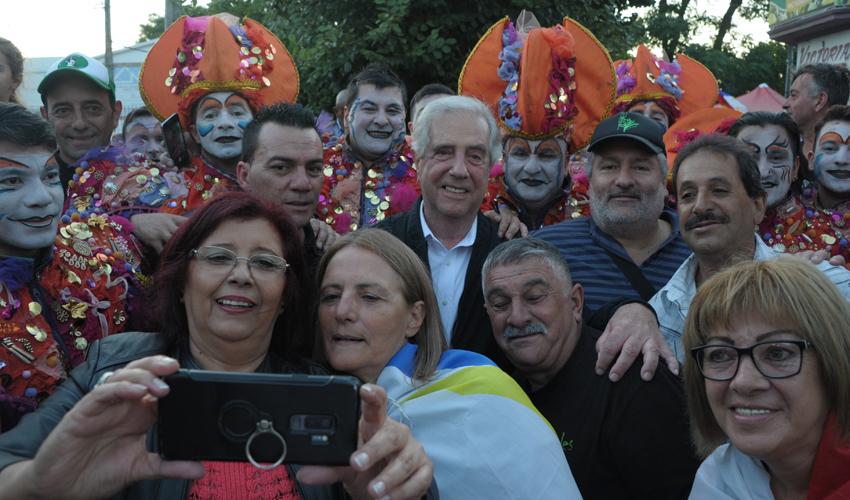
[139,14,299,127]
[613,44,718,124]
[664,106,742,172]
[459,13,615,152]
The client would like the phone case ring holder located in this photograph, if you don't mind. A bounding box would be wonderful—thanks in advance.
[218,399,287,469]
[246,419,287,469]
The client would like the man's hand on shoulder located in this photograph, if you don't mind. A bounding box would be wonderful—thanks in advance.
[130,213,188,254]
[484,209,528,240]
[596,302,679,382]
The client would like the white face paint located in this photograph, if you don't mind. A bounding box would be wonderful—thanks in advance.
[0,143,63,257]
[192,92,253,161]
[814,121,850,196]
[503,136,567,209]
[124,115,165,159]
[347,84,405,161]
[736,125,796,209]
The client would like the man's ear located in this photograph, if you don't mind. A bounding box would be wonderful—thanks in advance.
[807,149,815,172]
[342,105,351,131]
[570,282,584,324]
[236,161,251,190]
[40,106,48,119]
[815,91,830,112]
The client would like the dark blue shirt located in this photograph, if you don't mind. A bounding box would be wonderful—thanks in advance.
[532,210,691,312]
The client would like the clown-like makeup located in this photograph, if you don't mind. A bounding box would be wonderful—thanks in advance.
[504,136,567,209]
[0,146,63,257]
[347,84,405,162]
[193,91,253,162]
[814,121,850,198]
[124,115,165,159]
[737,125,796,209]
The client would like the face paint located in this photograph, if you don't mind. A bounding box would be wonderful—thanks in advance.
[503,137,567,209]
[193,92,253,161]
[124,115,165,159]
[347,84,405,161]
[736,125,796,208]
[0,146,63,257]
[813,121,850,195]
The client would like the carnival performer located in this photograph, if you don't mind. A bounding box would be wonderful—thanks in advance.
[613,44,718,130]
[726,112,850,265]
[802,105,850,220]
[317,229,581,499]
[317,64,418,234]
[67,13,299,253]
[0,104,142,432]
[459,11,615,229]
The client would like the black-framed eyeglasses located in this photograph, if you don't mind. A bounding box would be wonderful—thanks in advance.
[191,246,289,276]
[690,339,814,381]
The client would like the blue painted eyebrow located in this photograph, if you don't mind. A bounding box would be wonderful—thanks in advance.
[0,167,32,176]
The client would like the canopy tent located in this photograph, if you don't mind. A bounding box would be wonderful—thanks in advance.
[736,83,786,112]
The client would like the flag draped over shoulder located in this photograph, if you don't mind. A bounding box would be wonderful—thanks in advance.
[377,344,582,500]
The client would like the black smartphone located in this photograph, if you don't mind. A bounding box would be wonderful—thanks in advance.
[157,370,361,467]
[162,113,190,167]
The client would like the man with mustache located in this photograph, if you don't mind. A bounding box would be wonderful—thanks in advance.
[649,133,850,358]
[317,64,419,234]
[806,105,850,214]
[535,112,688,382]
[482,237,699,499]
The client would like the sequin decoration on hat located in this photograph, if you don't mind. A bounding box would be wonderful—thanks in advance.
[459,12,615,152]
[140,13,299,127]
[613,44,719,124]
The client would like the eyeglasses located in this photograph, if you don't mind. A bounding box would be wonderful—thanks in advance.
[191,246,289,276]
[690,339,814,381]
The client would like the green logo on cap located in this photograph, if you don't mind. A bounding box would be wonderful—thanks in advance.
[617,114,638,133]
[59,55,88,69]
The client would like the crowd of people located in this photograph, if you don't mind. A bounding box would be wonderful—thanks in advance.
[0,9,849,499]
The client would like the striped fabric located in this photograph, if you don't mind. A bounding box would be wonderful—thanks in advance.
[532,210,691,312]
[378,344,581,500]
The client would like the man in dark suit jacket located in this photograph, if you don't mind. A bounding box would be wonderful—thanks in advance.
[377,95,510,367]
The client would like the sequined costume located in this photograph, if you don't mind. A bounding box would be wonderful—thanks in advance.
[0,214,143,431]
[459,14,615,230]
[760,195,850,265]
[317,137,419,234]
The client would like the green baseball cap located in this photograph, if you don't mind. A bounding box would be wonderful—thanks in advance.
[38,53,115,97]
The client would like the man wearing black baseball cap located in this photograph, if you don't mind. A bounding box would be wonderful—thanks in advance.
[38,53,122,190]
[534,112,689,383]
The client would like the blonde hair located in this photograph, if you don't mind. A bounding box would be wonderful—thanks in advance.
[683,257,850,457]
[316,228,447,380]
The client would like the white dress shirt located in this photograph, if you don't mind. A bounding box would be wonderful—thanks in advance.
[420,204,477,343]
[649,236,850,361]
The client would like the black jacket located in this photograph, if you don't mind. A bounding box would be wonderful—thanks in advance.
[377,199,510,369]
[0,332,438,499]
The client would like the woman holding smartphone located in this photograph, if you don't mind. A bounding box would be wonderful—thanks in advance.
[0,193,434,500]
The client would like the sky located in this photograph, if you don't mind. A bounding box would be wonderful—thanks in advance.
[3,1,770,60]
[3,0,176,59]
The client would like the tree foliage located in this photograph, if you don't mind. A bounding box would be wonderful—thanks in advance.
[137,0,785,110]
